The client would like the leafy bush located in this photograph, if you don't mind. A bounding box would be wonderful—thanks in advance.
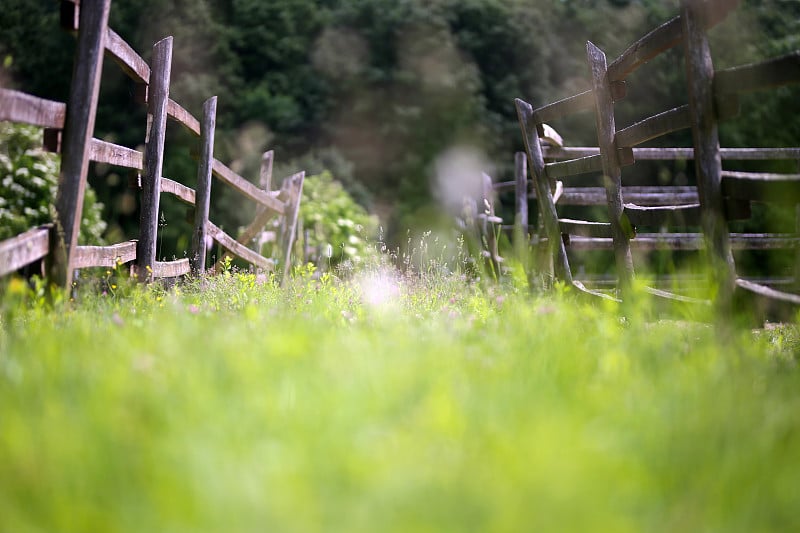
[299,171,378,268]
[0,122,106,244]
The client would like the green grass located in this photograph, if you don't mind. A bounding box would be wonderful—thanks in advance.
[1,266,799,532]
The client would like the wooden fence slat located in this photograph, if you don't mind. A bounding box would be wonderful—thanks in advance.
[735,278,800,305]
[542,146,800,161]
[207,222,275,271]
[568,233,799,251]
[50,0,111,288]
[0,227,51,278]
[280,172,305,282]
[516,98,574,283]
[89,138,143,169]
[160,177,195,205]
[0,89,66,129]
[190,96,217,275]
[166,99,201,136]
[152,258,190,279]
[615,105,691,148]
[549,186,699,206]
[260,150,274,191]
[608,16,683,82]
[588,40,635,292]
[623,203,701,226]
[532,91,594,125]
[721,172,800,203]
[211,159,286,215]
[682,0,737,311]
[104,27,150,84]
[715,51,800,95]
[514,151,529,259]
[545,154,603,179]
[606,0,740,82]
[136,36,173,281]
[72,240,137,269]
[560,218,615,238]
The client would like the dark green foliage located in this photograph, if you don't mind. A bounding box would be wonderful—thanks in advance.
[0,124,106,245]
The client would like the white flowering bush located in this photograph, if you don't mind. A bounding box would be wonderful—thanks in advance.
[299,171,378,267]
[0,123,105,243]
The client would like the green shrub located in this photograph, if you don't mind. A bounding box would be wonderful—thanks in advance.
[0,122,105,244]
[299,171,378,268]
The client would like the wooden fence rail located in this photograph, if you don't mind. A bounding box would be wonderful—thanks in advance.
[502,0,800,319]
[0,0,305,287]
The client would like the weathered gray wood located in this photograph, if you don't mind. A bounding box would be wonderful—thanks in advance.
[207,222,275,271]
[152,258,190,279]
[643,286,711,305]
[623,203,701,227]
[167,99,201,136]
[735,278,800,308]
[721,172,800,203]
[608,17,683,82]
[588,40,635,293]
[682,0,736,310]
[0,226,51,278]
[89,138,143,169]
[543,146,800,161]
[715,51,800,95]
[211,159,287,215]
[538,124,563,148]
[568,232,797,251]
[606,0,740,82]
[559,218,615,238]
[260,150,274,191]
[516,98,573,283]
[136,36,173,281]
[0,89,66,129]
[532,90,594,124]
[160,177,196,205]
[72,240,137,269]
[545,155,603,179]
[104,27,150,84]
[579,273,796,290]
[281,172,305,282]
[514,152,529,258]
[479,172,501,277]
[615,105,691,148]
[190,96,217,275]
[49,0,111,288]
[523,186,700,206]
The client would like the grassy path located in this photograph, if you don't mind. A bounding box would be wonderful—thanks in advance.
[1,270,799,532]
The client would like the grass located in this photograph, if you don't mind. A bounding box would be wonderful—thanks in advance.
[1,262,799,532]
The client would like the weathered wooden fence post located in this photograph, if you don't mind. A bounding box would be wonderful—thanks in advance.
[482,172,501,278]
[514,151,529,265]
[137,36,173,281]
[515,99,573,285]
[190,95,217,275]
[587,41,635,297]
[260,150,274,192]
[681,0,736,313]
[49,0,111,288]
[281,172,305,284]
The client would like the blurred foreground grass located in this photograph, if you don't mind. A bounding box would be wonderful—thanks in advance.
[1,267,799,532]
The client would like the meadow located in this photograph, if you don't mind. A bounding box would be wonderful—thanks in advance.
[1,260,799,532]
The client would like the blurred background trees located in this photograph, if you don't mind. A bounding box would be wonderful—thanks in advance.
[1,0,797,254]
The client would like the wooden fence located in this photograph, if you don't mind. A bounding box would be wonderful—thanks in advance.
[500,0,800,317]
[0,0,304,286]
